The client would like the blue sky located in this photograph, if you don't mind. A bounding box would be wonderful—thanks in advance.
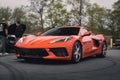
[0,0,118,9]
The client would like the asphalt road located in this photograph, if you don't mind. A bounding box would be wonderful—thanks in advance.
[0,49,120,80]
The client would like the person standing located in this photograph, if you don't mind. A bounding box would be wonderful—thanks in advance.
[0,18,8,56]
[8,20,26,39]
[15,21,26,40]
[8,22,17,35]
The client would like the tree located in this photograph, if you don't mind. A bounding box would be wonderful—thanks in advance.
[29,0,48,31]
[112,0,120,38]
[85,3,110,34]
[0,7,12,22]
[25,13,40,34]
[12,7,26,22]
[45,0,70,28]
[66,0,89,26]
[104,10,116,36]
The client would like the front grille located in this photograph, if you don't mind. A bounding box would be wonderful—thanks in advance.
[50,48,68,57]
[16,48,48,58]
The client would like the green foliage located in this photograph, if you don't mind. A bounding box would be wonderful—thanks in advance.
[0,0,119,37]
[24,13,40,34]
[112,0,120,38]
[85,3,111,34]
[66,0,89,25]
[0,7,12,22]
[29,0,48,31]
[45,0,70,28]
[12,7,26,21]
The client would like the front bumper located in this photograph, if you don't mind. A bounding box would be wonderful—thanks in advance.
[15,39,76,60]
[16,47,71,60]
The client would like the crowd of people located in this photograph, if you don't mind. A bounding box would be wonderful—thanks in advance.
[0,18,26,56]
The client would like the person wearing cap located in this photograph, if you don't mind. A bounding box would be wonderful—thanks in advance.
[0,18,8,56]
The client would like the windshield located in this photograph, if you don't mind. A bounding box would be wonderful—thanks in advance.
[41,27,80,36]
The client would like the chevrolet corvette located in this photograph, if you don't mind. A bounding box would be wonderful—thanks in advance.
[15,26,107,63]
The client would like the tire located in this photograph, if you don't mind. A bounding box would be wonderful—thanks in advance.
[71,41,82,63]
[97,42,107,57]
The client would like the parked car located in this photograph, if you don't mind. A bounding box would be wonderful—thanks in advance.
[114,38,120,47]
[6,34,33,53]
[6,35,16,53]
[15,26,107,63]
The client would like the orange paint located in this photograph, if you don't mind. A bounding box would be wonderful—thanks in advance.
[15,26,106,61]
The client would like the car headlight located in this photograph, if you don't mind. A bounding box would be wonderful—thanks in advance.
[18,38,24,43]
[50,37,72,44]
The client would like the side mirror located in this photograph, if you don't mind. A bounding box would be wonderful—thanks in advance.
[36,32,42,36]
[83,31,91,36]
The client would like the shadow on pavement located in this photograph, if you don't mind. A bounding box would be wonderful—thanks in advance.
[16,56,103,65]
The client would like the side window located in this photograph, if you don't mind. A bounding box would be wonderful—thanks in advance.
[80,28,88,36]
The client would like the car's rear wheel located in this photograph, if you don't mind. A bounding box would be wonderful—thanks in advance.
[97,42,107,57]
[71,41,82,63]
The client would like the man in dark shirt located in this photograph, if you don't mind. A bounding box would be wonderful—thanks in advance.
[0,18,8,55]
[8,23,17,35]
[8,20,26,39]
[15,21,26,39]
[0,18,8,37]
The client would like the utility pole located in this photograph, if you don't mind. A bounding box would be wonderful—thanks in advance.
[79,0,83,26]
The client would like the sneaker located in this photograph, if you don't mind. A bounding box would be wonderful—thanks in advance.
[0,53,3,56]
[3,52,9,56]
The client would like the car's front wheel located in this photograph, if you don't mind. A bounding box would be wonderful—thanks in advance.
[71,41,82,63]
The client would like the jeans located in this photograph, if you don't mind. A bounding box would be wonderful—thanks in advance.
[0,35,7,53]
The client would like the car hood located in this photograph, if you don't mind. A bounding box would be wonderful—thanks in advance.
[15,35,70,48]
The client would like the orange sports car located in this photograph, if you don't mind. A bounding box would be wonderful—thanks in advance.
[15,26,107,63]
